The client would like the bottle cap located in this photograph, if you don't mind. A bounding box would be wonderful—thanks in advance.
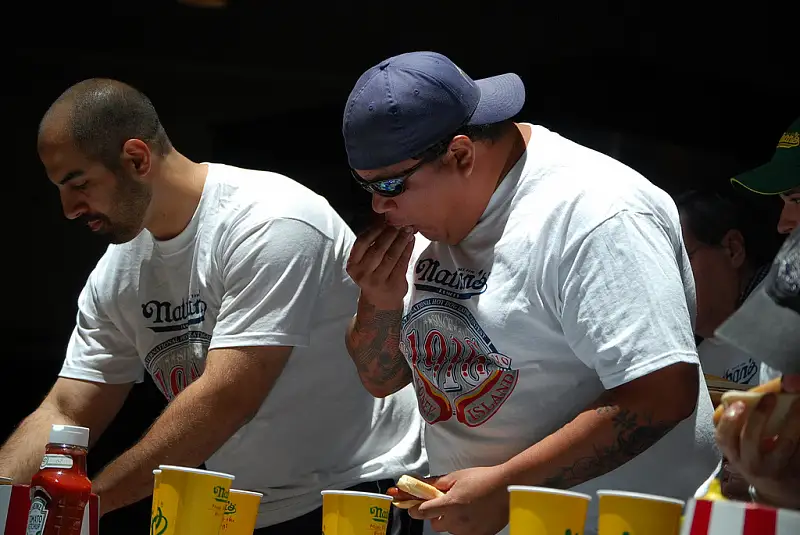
[49,424,90,448]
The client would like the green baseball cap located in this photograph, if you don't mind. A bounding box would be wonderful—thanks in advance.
[731,115,800,195]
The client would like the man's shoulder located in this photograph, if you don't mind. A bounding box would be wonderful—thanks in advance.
[205,163,351,243]
[207,163,327,212]
[80,238,150,308]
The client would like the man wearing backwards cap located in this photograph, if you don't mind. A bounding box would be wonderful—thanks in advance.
[730,115,800,236]
[341,51,719,535]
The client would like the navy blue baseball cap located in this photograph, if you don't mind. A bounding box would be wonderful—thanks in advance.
[343,51,526,170]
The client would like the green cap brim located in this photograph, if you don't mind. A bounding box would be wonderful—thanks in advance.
[730,159,800,195]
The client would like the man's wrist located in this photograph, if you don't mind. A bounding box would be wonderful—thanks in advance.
[357,292,404,314]
[495,456,535,489]
[749,484,800,510]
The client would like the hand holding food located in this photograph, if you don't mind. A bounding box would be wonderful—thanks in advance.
[715,375,800,510]
[388,475,444,508]
[719,390,799,436]
[712,377,783,425]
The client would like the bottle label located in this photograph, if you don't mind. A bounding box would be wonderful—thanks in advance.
[26,496,49,535]
[39,454,74,470]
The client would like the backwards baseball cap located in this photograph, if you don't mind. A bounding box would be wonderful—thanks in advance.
[731,115,800,195]
[342,51,526,170]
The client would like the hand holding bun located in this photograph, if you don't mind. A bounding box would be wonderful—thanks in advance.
[712,377,783,426]
[389,475,445,508]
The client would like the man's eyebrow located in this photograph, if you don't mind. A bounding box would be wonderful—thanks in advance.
[369,163,422,182]
[59,170,84,185]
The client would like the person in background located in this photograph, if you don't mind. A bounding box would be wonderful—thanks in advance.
[710,115,800,509]
[340,51,719,535]
[0,78,426,535]
[730,114,800,387]
[674,190,782,386]
[730,115,800,238]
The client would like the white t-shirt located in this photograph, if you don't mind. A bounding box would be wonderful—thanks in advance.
[698,338,761,386]
[61,163,427,528]
[404,126,720,535]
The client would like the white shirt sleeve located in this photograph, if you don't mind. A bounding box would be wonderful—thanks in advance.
[559,210,699,389]
[60,278,145,385]
[209,217,334,350]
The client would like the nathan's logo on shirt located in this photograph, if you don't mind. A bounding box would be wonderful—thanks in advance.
[414,258,490,300]
[724,358,759,385]
[401,298,518,427]
[142,293,207,332]
[145,331,211,401]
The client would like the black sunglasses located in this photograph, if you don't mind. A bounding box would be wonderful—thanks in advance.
[350,159,429,198]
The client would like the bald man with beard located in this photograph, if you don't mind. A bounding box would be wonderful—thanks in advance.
[0,79,427,535]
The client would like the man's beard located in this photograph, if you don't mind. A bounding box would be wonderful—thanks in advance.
[84,175,152,244]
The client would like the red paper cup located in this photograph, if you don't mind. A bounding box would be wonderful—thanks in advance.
[681,498,800,535]
[0,484,99,535]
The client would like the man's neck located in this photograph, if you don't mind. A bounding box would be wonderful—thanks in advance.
[738,262,771,306]
[450,123,530,244]
[146,152,209,241]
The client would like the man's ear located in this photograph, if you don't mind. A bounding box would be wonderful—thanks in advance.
[721,228,746,269]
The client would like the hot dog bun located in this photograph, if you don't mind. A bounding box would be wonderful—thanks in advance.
[396,475,445,501]
[392,499,424,509]
[718,391,799,436]
[712,377,782,425]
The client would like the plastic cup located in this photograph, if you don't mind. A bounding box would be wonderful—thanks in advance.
[508,485,591,534]
[597,490,684,535]
[219,489,263,534]
[150,465,235,535]
[321,490,393,535]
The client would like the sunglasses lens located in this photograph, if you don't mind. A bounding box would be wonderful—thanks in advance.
[371,177,404,197]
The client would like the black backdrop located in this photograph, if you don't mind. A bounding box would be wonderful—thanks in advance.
[4,3,797,532]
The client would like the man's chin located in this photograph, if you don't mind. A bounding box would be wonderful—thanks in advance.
[105,227,144,245]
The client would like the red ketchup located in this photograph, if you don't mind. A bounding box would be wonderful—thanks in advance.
[26,425,92,535]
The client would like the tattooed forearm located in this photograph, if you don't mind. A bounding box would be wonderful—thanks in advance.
[541,397,676,489]
[345,300,412,397]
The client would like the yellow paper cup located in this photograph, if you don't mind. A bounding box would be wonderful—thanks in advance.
[508,485,591,535]
[321,490,393,535]
[597,490,684,535]
[219,489,263,534]
[150,465,235,535]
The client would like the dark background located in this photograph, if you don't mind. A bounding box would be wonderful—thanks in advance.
[5,2,798,532]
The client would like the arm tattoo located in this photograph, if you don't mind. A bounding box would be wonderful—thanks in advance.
[347,301,411,394]
[541,399,676,489]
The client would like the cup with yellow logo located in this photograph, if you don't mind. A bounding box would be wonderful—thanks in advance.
[150,465,235,535]
[597,490,684,535]
[219,489,263,534]
[321,490,393,535]
[508,486,591,535]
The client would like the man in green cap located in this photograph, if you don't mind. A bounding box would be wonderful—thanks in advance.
[695,115,800,505]
[732,116,800,235]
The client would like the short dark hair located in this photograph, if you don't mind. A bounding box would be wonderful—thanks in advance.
[675,189,780,267]
[40,78,172,170]
[414,120,513,161]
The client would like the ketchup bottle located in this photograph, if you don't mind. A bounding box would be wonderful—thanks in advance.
[26,424,92,535]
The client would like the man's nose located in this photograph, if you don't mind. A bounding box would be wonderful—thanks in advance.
[777,203,799,235]
[60,190,85,220]
[372,193,396,214]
